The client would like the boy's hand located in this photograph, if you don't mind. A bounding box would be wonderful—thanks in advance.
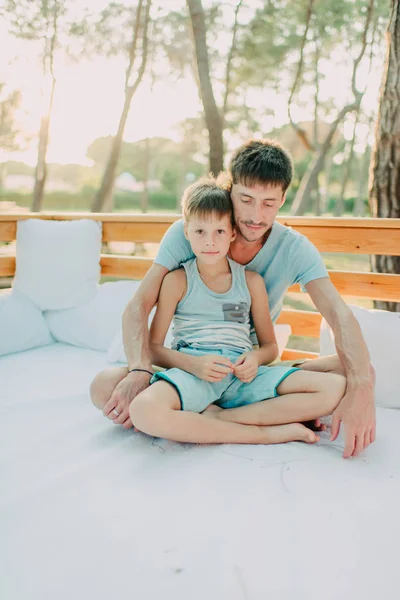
[233,352,259,383]
[191,355,233,382]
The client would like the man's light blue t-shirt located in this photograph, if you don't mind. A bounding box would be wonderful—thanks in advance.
[154,219,328,331]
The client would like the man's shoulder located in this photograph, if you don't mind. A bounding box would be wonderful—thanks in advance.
[273,221,315,252]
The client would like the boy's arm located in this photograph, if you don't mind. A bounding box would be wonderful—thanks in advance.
[246,271,279,366]
[149,269,191,369]
[232,271,278,383]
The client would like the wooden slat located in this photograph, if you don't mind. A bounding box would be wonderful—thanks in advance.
[0,256,16,277]
[100,255,153,279]
[1,214,400,254]
[0,213,179,243]
[0,222,16,242]
[285,225,400,255]
[277,309,321,338]
[288,270,400,302]
[281,349,319,361]
[102,221,171,243]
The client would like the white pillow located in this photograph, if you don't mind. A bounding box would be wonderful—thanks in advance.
[107,322,292,365]
[13,219,102,310]
[320,305,400,409]
[0,290,54,356]
[44,280,140,352]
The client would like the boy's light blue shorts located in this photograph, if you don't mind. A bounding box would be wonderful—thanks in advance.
[150,347,299,413]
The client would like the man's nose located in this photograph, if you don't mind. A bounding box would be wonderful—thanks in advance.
[253,205,263,223]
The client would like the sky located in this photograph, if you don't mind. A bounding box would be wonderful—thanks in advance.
[0,0,386,167]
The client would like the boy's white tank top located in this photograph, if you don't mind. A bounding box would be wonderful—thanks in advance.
[171,257,253,354]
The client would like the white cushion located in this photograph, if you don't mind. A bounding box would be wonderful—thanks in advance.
[44,280,140,352]
[320,305,400,409]
[0,290,54,356]
[108,322,292,365]
[13,219,102,310]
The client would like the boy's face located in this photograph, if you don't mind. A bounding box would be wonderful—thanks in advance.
[230,181,286,243]
[184,214,235,263]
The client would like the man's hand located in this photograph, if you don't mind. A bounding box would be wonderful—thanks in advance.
[190,355,233,382]
[331,371,376,458]
[233,352,259,383]
[103,370,153,429]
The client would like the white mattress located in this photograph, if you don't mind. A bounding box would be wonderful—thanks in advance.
[1,343,400,600]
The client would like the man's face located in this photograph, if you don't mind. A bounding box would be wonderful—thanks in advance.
[230,181,286,243]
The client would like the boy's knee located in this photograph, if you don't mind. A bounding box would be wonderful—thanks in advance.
[325,373,347,407]
[129,390,156,433]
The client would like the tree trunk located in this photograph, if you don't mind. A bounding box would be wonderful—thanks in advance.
[187,0,224,175]
[354,145,371,216]
[92,93,132,212]
[141,136,150,213]
[336,110,361,217]
[92,0,150,213]
[369,0,400,312]
[291,104,357,215]
[31,77,56,212]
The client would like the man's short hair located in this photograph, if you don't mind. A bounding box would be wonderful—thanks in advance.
[229,139,293,192]
[181,175,234,225]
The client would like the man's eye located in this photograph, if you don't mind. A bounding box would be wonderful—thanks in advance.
[265,204,274,208]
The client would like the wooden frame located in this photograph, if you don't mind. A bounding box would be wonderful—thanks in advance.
[1,212,399,360]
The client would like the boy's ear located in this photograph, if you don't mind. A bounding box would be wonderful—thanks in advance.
[231,227,237,242]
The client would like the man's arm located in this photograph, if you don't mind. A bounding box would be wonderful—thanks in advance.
[103,263,168,428]
[306,277,376,457]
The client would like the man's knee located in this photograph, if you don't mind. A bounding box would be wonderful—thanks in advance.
[90,371,110,410]
[90,367,127,410]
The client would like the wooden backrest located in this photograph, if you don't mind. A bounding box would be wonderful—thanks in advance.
[1,212,399,360]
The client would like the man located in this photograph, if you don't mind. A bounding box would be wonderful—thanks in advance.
[91,139,376,458]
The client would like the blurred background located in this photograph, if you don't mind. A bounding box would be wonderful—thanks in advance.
[0,0,390,217]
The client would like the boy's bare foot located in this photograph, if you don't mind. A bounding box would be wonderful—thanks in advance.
[264,423,320,445]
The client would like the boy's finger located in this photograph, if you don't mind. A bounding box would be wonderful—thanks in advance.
[211,364,233,375]
[234,355,246,365]
[213,357,233,367]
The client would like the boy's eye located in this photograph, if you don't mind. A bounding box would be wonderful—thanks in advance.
[195,229,203,234]
[217,229,225,234]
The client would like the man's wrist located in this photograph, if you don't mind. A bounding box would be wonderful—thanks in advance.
[127,366,154,377]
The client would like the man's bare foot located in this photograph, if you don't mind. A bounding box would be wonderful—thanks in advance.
[264,423,320,445]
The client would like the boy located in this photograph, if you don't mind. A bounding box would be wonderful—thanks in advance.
[128,177,346,445]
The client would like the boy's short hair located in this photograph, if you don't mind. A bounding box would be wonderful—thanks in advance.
[229,139,293,192]
[181,175,234,225]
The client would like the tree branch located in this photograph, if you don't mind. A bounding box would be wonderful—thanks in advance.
[125,0,144,90]
[127,0,151,98]
[222,0,244,124]
[287,0,315,152]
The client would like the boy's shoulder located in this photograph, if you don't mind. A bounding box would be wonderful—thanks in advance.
[244,269,265,290]
[162,267,187,298]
